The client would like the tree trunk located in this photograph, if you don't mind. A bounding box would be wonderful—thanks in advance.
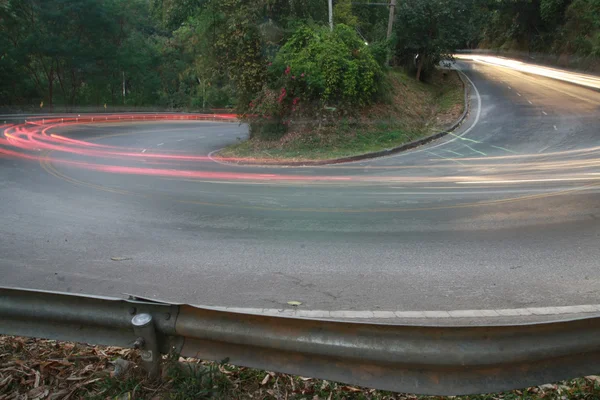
[416,55,424,81]
[48,64,54,109]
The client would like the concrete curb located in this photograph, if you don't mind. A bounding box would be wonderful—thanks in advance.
[220,70,471,167]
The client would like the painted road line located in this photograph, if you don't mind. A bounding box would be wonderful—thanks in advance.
[517,93,522,96]
[447,132,481,144]
[464,144,487,156]
[208,148,232,167]
[457,177,600,184]
[508,86,511,89]
[425,151,466,166]
[490,145,518,154]
[542,111,548,115]
[157,143,164,146]
[201,304,600,320]
[528,100,533,104]
[141,149,147,153]
[442,149,463,156]
[177,139,185,142]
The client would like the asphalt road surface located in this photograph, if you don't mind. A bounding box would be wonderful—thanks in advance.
[1,59,599,324]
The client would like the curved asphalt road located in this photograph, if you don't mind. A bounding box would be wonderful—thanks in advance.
[1,59,599,324]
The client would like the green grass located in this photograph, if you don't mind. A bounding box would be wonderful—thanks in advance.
[219,68,465,162]
[222,127,424,161]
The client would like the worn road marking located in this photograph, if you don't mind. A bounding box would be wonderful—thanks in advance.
[554,125,558,130]
[507,86,511,89]
[517,93,522,96]
[490,145,517,154]
[425,151,466,166]
[442,149,463,156]
[141,149,146,153]
[157,143,164,146]
[177,139,185,142]
[447,132,481,144]
[542,111,548,115]
[464,144,487,156]
[528,100,533,104]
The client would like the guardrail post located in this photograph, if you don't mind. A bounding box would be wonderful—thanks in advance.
[131,313,160,379]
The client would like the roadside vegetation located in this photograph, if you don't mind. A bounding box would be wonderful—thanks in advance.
[2,0,598,112]
[475,0,600,63]
[220,68,463,161]
[2,0,597,159]
[2,336,600,399]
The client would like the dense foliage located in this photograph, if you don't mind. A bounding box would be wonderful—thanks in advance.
[247,24,382,139]
[475,0,600,58]
[0,0,163,108]
[1,0,598,113]
[394,0,475,80]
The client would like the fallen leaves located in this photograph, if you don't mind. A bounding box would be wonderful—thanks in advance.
[260,373,271,386]
[0,335,132,399]
[2,335,600,400]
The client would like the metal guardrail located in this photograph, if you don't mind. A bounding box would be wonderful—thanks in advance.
[1,286,600,395]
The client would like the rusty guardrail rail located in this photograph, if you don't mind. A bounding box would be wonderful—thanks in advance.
[1,286,600,395]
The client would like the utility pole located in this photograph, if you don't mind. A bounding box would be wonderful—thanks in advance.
[328,0,333,31]
[386,0,397,64]
[386,0,396,40]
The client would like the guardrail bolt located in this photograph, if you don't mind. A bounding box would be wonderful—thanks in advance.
[133,337,145,349]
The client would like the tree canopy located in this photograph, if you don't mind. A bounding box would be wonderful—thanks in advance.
[0,0,597,111]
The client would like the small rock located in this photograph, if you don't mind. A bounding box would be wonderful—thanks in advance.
[539,383,556,391]
[110,357,132,378]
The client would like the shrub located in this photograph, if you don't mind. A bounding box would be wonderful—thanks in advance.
[244,24,382,140]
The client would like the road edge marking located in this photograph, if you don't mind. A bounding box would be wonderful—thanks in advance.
[204,304,600,320]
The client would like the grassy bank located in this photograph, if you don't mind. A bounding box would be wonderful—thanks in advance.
[2,336,600,399]
[219,68,465,162]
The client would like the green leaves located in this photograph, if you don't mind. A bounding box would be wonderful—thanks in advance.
[244,24,382,140]
[394,0,478,80]
[274,24,381,106]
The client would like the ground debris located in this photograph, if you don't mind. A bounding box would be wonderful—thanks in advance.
[1,335,600,399]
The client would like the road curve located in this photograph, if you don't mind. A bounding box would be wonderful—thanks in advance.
[1,60,599,324]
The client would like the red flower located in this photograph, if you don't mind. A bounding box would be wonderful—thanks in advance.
[277,87,287,103]
[292,97,299,105]
[284,66,291,75]
[301,73,305,77]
